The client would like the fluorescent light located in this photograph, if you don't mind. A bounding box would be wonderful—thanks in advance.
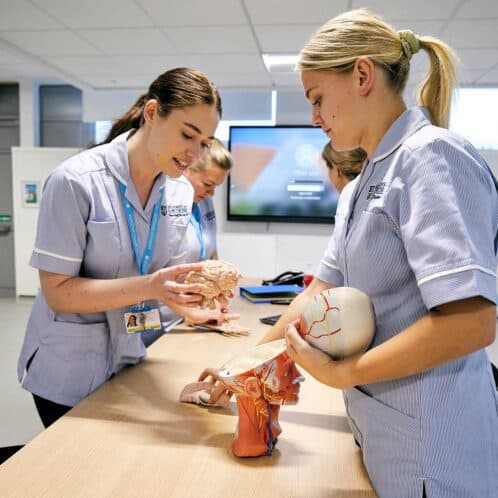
[263,54,299,71]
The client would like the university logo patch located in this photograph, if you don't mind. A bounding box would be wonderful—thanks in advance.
[366,182,386,200]
[161,204,189,216]
[205,210,216,221]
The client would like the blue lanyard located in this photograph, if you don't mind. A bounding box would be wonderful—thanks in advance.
[118,182,163,275]
[189,203,206,259]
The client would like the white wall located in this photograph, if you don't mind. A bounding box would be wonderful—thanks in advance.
[12,147,79,296]
[11,147,498,295]
[18,79,39,147]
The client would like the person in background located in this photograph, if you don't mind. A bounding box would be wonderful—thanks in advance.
[18,67,223,428]
[142,138,235,347]
[183,137,231,262]
[321,141,366,193]
[204,9,498,498]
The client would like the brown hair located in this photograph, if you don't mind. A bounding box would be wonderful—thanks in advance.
[299,9,458,128]
[101,67,222,144]
[190,138,232,172]
[322,141,366,181]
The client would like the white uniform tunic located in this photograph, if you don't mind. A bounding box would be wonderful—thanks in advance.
[316,107,498,498]
[17,132,193,406]
[183,197,217,263]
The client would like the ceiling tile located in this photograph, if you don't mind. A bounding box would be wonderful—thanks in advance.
[255,25,317,53]
[209,72,272,89]
[271,71,302,88]
[84,75,151,89]
[390,20,446,36]
[186,54,266,74]
[0,30,100,57]
[458,68,491,84]
[46,56,129,77]
[476,68,498,84]
[112,55,196,75]
[442,19,498,48]
[456,48,498,70]
[350,0,459,21]
[137,0,246,26]
[456,0,498,19]
[0,0,61,30]
[0,52,55,79]
[77,28,175,56]
[244,0,348,24]
[32,0,153,28]
[164,26,258,54]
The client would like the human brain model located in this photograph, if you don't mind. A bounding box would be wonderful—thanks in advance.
[300,287,375,360]
[184,260,242,309]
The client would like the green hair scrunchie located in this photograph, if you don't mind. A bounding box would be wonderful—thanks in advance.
[398,29,420,60]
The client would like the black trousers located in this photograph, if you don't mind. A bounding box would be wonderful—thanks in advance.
[32,394,72,428]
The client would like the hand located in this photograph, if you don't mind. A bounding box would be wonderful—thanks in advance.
[285,319,340,388]
[185,303,240,326]
[149,262,205,307]
[198,367,233,405]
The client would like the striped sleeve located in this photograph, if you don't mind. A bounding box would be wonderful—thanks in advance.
[399,139,498,309]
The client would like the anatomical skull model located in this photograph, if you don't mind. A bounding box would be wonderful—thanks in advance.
[219,339,304,457]
[184,260,242,309]
[300,287,375,360]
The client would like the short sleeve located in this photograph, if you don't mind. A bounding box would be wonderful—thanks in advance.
[315,180,358,286]
[315,230,344,286]
[30,166,90,276]
[399,139,498,309]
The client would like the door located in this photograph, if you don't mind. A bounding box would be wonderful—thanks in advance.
[0,84,20,295]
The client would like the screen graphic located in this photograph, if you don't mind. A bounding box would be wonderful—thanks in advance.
[228,126,338,223]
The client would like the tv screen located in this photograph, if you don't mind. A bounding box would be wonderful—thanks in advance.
[227,125,339,224]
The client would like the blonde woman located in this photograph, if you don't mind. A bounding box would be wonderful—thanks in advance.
[183,138,232,262]
[280,9,498,498]
[203,9,498,498]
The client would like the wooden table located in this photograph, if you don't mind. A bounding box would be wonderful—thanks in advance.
[0,290,376,498]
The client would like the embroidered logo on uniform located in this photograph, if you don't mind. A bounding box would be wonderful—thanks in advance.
[205,210,216,221]
[366,182,386,200]
[162,204,189,217]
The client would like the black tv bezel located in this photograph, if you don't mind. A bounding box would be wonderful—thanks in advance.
[227,124,336,224]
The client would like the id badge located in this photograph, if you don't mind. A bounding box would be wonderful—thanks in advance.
[124,307,161,334]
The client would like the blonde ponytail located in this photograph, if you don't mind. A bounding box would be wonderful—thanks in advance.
[299,8,458,128]
[417,37,458,128]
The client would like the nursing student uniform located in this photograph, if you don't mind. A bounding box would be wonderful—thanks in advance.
[183,197,217,263]
[316,107,498,498]
[17,132,193,407]
[142,197,218,347]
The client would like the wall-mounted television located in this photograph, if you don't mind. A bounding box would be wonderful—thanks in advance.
[227,125,339,224]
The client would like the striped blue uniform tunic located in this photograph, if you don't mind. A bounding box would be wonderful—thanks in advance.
[316,107,498,498]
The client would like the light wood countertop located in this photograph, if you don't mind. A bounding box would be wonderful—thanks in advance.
[0,286,376,497]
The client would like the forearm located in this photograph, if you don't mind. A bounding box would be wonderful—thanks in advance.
[40,271,155,313]
[258,278,331,344]
[333,297,496,389]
